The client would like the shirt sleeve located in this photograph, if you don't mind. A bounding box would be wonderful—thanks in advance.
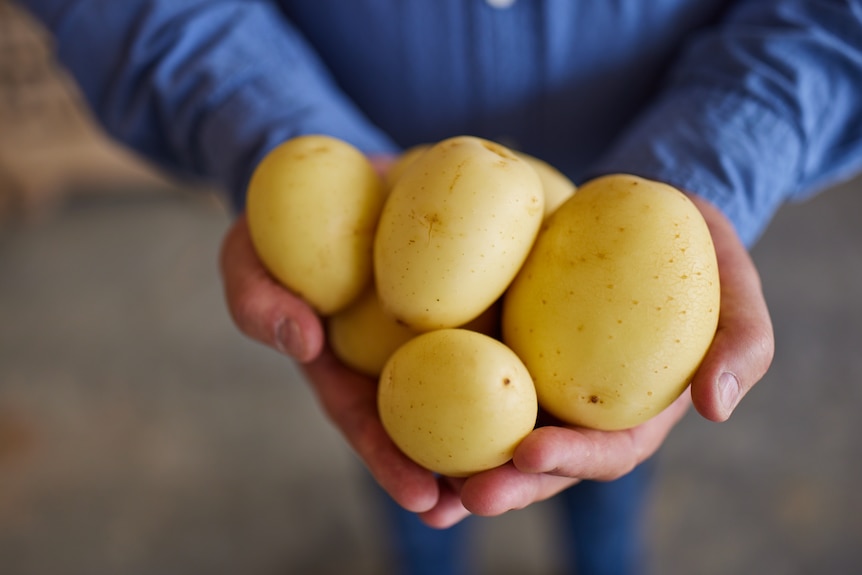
[16,0,399,212]
[593,0,862,247]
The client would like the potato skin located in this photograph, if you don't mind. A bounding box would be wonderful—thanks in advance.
[328,287,502,378]
[327,286,417,377]
[384,144,430,191]
[374,136,544,331]
[378,329,537,477]
[518,153,577,219]
[502,174,720,430]
[387,145,575,219]
[246,135,384,315]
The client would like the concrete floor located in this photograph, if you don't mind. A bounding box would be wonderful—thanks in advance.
[1,177,861,575]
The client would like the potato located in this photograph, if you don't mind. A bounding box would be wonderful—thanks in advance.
[328,289,502,378]
[519,153,577,219]
[327,286,417,377]
[386,144,574,218]
[384,144,430,191]
[378,329,537,476]
[246,135,384,315]
[502,174,720,430]
[374,136,544,331]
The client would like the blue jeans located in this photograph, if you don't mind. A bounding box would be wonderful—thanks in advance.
[376,461,655,575]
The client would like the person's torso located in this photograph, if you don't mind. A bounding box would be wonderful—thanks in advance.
[278,0,729,178]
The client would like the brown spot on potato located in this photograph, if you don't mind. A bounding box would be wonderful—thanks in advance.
[423,212,441,242]
[448,173,462,191]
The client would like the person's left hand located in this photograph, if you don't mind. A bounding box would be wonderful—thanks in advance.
[416,192,775,529]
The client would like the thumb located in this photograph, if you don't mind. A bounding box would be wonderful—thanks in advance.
[687,196,774,422]
[219,215,325,363]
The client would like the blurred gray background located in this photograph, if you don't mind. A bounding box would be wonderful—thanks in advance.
[2,3,861,574]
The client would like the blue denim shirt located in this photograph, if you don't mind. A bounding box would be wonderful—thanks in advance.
[18,0,862,246]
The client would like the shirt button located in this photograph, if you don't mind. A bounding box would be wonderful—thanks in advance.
[486,0,517,8]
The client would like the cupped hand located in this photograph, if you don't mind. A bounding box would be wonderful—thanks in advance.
[220,209,449,514]
[219,214,325,362]
[219,155,452,515]
[418,192,775,529]
[219,158,775,530]
[685,194,774,422]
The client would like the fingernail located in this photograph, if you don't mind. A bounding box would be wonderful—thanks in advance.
[718,371,741,416]
[276,319,305,359]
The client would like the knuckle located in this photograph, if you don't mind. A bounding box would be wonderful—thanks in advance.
[229,289,269,341]
[746,324,775,379]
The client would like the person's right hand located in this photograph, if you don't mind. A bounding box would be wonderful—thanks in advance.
[219,213,446,513]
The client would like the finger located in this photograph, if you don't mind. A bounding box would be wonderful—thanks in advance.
[302,348,440,513]
[219,215,324,362]
[368,154,396,178]
[687,197,775,421]
[416,476,472,529]
[512,389,691,480]
[458,462,579,517]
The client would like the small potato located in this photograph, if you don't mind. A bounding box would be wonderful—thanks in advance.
[374,136,544,331]
[378,329,537,477]
[518,153,577,219]
[384,144,430,191]
[503,174,720,430]
[327,286,417,377]
[328,289,502,378]
[246,135,384,315]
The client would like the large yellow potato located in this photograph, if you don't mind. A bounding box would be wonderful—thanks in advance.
[502,174,720,430]
[246,135,384,315]
[374,136,544,330]
[378,329,538,477]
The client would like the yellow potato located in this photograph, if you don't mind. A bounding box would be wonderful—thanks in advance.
[327,286,417,377]
[378,329,537,477]
[384,144,430,191]
[328,290,502,378]
[386,144,574,218]
[374,136,544,331]
[246,135,384,315]
[502,174,720,430]
[519,153,577,219]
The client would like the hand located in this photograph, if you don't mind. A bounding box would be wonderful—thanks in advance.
[220,160,774,529]
[219,155,446,513]
[416,193,775,528]
[685,194,775,422]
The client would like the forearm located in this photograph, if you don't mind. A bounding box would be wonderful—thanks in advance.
[594,0,862,247]
[15,0,398,209]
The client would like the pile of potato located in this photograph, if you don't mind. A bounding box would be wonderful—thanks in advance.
[246,135,719,476]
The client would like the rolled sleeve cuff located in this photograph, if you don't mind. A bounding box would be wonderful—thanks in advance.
[592,86,804,248]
